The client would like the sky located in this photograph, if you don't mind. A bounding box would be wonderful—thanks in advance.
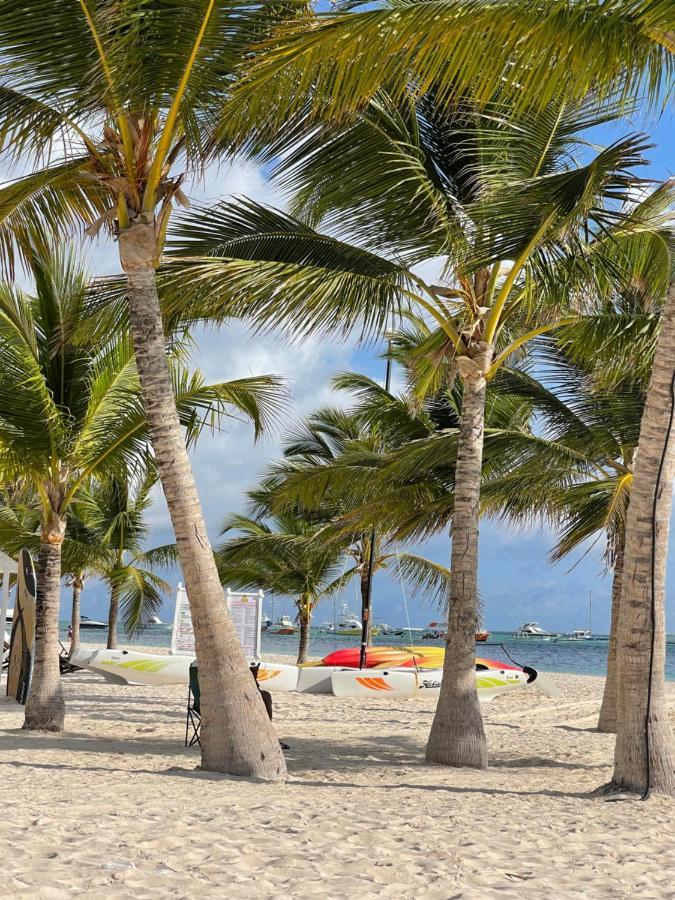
[39,103,675,634]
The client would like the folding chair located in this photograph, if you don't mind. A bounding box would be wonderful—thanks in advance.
[185,661,201,747]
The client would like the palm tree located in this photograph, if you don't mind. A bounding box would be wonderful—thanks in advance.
[71,468,176,649]
[607,278,675,796]
[166,93,664,768]
[0,246,284,732]
[252,373,456,635]
[218,375,454,662]
[478,351,647,733]
[0,476,170,653]
[0,0,294,776]
[217,512,356,664]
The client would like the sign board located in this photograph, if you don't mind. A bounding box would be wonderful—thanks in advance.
[171,584,263,660]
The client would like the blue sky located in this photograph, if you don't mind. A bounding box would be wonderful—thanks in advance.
[61,105,675,634]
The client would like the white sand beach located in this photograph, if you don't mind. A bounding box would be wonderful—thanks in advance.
[1,652,674,899]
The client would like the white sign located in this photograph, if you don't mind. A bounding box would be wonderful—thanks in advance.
[170,584,263,660]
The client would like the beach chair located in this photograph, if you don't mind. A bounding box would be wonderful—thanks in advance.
[184,664,289,750]
[185,661,201,747]
[59,641,78,674]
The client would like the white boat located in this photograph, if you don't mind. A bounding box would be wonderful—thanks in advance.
[557,593,594,641]
[378,623,404,636]
[320,605,380,636]
[557,629,592,641]
[266,615,297,635]
[513,622,558,639]
[148,615,165,626]
[79,615,107,630]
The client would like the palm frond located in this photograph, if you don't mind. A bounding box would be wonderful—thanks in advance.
[163,197,408,339]
[226,0,672,138]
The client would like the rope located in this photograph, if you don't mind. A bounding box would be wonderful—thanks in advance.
[394,544,420,675]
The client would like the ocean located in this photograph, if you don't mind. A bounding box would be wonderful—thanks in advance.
[60,624,675,679]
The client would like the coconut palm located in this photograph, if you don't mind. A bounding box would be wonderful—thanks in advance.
[220,380,454,661]
[71,468,176,648]
[216,512,355,664]
[606,277,675,796]
[166,92,667,768]
[0,0,297,776]
[0,490,98,654]
[478,354,647,732]
[0,246,284,732]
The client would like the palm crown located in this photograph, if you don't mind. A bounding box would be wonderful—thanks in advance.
[0,246,285,535]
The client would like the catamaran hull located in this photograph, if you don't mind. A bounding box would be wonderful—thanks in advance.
[69,649,300,691]
[69,649,550,700]
[331,667,530,701]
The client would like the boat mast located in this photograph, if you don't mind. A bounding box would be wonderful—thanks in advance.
[589,590,592,635]
[359,341,393,669]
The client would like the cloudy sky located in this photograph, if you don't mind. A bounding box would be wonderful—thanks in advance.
[63,108,675,634]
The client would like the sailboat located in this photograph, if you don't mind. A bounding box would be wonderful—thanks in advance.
[557,592,593,641]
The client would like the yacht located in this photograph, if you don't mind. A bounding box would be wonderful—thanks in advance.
[266,615,297,635]
[513,622,558,640]
[320,606,380,637]
[423,622,490,641]
[379,623,404,636]
[79,615,107,630]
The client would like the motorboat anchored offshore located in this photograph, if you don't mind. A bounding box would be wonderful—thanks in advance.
[513,622,558,640]
[557,629,592,641]
[79,615,108,630]
[320,605,380,636]
[266,615,297,635]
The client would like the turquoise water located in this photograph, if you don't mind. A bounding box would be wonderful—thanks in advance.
[61,624,675,679]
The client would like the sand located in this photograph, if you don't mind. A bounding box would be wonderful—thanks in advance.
[0,649,674,899]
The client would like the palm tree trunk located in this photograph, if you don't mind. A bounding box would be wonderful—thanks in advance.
[296,595,312,664]
[24,514,66,732]
[119,218,286,778]
[69,573,83,657]
[107,582,119,650]
[609,280,675,796]
[426,355,489,768]
[597,530,625,733]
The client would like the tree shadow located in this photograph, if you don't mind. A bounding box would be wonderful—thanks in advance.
[1,758,269,784]
[0,729,185,757]
[0,729,606,798]
[490,754,604,771]
[555,725,600,733]
[290,777,596,800]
